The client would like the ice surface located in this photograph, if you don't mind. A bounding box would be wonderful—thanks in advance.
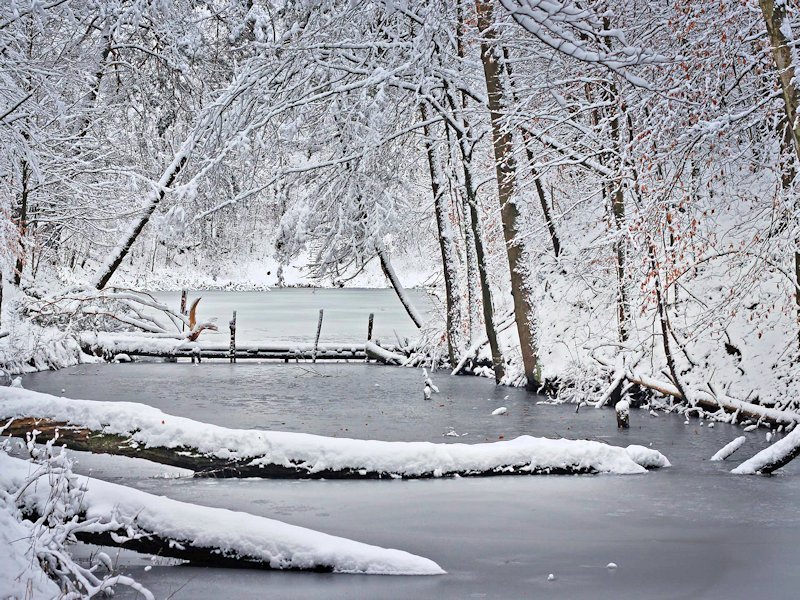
[20,363,800,599]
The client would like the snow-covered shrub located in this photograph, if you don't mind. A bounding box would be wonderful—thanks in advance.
[0,426,153,599]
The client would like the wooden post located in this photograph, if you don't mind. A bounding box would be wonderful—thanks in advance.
[312,309,323,363]
[192,346,201,364]
[180,290,187,332]
[615,400,630,429]
[229,311,237,363]
[366,313,374,363]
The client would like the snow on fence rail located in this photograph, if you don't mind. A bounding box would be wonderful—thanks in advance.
[80,332,405,363]
[0,388,670,478]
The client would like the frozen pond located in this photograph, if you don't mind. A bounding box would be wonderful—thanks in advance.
[23,361,800,600]
[151,288,434,344]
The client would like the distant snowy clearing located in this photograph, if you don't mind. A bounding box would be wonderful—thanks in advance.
[0,388,669,477]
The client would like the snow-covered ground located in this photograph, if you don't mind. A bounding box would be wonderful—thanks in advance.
[90,251,438,292]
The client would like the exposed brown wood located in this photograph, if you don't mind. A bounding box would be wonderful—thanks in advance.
[75,529,335,571]
[475,0,540,388]
[229,310,237,363]
[758,0,800,344]
[3,417,645,479]
[449,4,505,382]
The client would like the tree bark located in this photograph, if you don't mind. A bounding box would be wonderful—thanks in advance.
[2,417,632,478]
[502,47,561,258]
[377,247,424,328]
[758,0,800,343]
[421,103,461,365]
[732,427,800,475]
[13,159,29,286]
[443,6,505,381]
[475,0,540,388]
[94,154,187,289]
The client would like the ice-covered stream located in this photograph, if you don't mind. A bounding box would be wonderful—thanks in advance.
[22,361,800,599]
[150,288,433,344]
[17,290,800,599]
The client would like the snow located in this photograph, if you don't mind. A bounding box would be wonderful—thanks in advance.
[0,388,670,476]
[709,436,747,462]
[0,453,443,576]
[491,406,508,416]
[0,502,61,599]
[732,427,800,475]
[364,340,406,365]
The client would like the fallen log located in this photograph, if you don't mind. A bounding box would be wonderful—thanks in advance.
[626,372,800,427]
[0,389,670,479]
[709,436,747,462]
[732,427,800,475]
[1,453,443,575]
[364,340,406,365]
[79,332,415,363]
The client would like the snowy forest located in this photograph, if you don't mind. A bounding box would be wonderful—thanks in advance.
[3,0,800,598]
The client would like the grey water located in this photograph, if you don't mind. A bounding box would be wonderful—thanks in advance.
[20,289,800,599]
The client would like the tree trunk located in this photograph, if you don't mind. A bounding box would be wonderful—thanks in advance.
[437,4,504,381]
[462,159,505,381]
[13,159,29,286]
[502,47,561,258]
[475,0,540,388]
[421,103,461,365]
[93,154,187,289]
[608,93,630,343]
[441,99,505,380]
[758,0,800,343]
[377,247,424,328]
[732,427,800,475]
[461,186,485,344]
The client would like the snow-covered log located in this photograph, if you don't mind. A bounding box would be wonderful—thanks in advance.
[709,436,747,462]
[365,340,406,365]
[731,428,800,475]
[80,332,373,361]
[0,453,443,575]
[626,372,800,427]
[0,389,670,477]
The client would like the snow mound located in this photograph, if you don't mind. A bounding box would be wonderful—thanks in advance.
[0,501,61,599]
[625,445,671,469]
